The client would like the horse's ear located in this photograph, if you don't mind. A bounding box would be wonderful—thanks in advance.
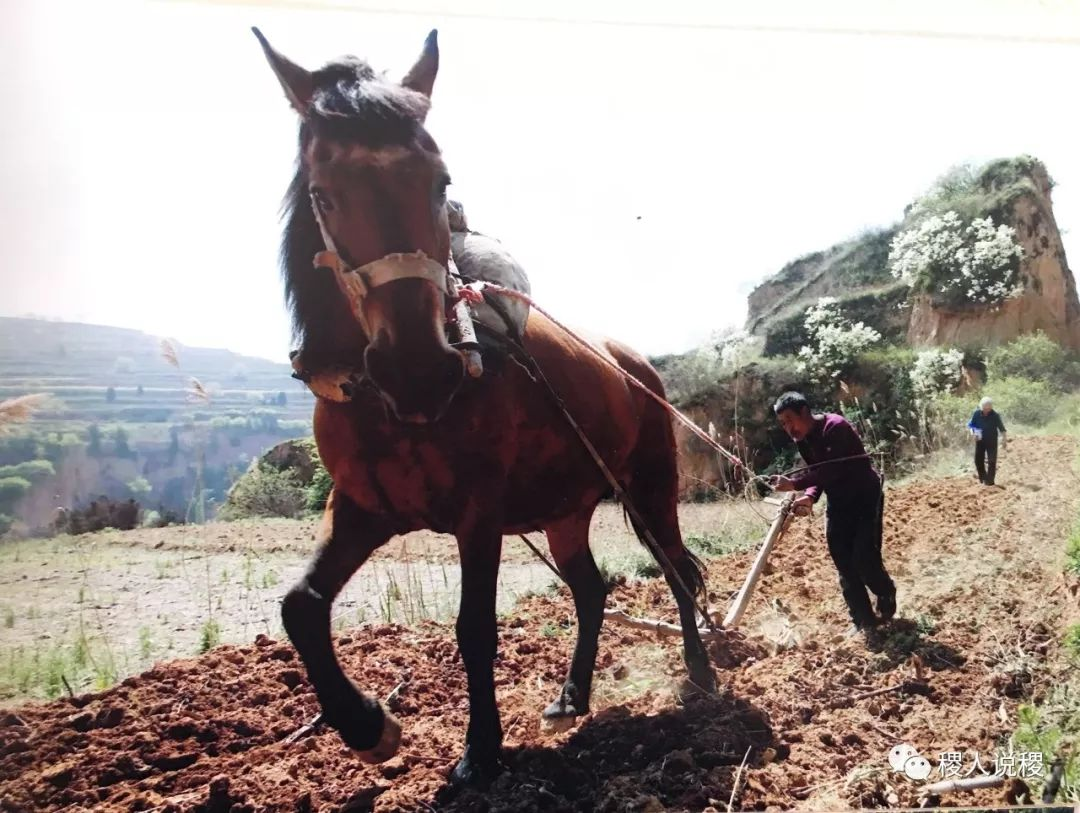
[401,29,439,99]
[252,27,314,116]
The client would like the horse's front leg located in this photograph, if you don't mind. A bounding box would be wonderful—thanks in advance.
[450,504,505,787]
[281,488,398,761]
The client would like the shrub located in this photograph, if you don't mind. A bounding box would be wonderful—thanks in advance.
[0,477,31,514]
[930,377,1056,431]
[218,463,306,520]
[53,497,141,535]
[652,345,729,405]
[910,348,964,402]
[988,332,1080,392]
[796,298,882,384]
[305,464,333,513]
[127,476,152,499]
[982,376,1057,427]
[904,156,1046,225]
[888,211,1024,308]
[717,329,760,371]
[0,460,55,482]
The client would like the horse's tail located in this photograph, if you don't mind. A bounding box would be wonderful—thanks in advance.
[622,501,708,603]
[600,338,709,606]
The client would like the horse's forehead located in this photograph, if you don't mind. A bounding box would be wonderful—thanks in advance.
[305,140,442,174]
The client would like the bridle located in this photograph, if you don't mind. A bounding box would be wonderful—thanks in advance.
[307,190,484,384]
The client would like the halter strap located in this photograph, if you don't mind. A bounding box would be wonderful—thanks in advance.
[303,194,484,398]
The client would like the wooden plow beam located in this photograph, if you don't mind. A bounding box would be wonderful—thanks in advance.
[602,494,795,636]
[722,494,793,628]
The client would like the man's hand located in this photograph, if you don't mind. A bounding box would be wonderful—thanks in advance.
[791,494,814,517]
[770,475,796,492]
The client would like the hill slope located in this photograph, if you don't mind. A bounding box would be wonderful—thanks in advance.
[746,156,1079,356]
[0,317,314,425]
[0,318,315,531]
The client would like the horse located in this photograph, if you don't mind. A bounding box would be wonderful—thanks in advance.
[252,27,718,786]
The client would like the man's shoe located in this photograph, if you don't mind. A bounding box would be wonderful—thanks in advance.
[832,618,877,645]
[842,623,868,639]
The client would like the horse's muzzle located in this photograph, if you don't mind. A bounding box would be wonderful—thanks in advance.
[364,345,465,425]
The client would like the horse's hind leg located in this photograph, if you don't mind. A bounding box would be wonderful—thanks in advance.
[541,507,605,720]
[281,488,397,761]
[628,413,717,694]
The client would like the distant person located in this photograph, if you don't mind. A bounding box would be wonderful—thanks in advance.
[968,396,1007,486]
[769,392,897,638]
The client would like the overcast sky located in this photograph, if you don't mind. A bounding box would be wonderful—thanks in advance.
[3,0,1079,362]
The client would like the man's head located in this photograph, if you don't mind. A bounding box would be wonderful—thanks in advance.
[774,391,815,442]
[980,396,993,415]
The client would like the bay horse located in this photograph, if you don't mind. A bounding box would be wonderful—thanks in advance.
[252,27,717,786]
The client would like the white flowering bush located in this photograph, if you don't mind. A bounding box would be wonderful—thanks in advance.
[909,347,964,401]
[717,329,757,370]
[796,298,882,383]
[888,210,1024,307]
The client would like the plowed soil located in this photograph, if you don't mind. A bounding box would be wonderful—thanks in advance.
[3,436,1079,812]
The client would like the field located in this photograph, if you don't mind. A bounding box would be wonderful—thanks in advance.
[2,435,1080,811]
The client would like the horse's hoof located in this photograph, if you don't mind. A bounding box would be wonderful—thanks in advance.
[356,704,402,764]
[449,745,504,788]
[542,696,587,720]
[679,671,718,700]
[331,700,401,763]
[540,697,585,733]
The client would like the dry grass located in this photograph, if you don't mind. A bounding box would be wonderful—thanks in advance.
[159,338,180,369]
[186,378,210,404]
[0,394,51,433]
[160,338,210,404]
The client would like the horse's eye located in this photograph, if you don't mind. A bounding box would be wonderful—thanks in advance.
[310,187,334,213]
[435,175,451,201]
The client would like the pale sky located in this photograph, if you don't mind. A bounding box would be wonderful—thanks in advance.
[3,0,1080,363]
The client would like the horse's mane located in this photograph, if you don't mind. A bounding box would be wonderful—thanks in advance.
[279,57,433,350]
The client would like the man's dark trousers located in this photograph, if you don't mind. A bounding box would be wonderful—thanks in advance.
[826,489,895,627]
[975,439,998,485]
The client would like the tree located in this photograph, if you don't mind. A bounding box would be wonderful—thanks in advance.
[167,426,180,465]
[106,386,117,403]
[114,426,134,459]
[136,385,145,397]
[87,424,102,457]
[276,391,288,407]
[127,476,152,499]
[0,477,31,514]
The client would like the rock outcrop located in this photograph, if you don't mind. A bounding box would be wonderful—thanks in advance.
[906,164,1080,349]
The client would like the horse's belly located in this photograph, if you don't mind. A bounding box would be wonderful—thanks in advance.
[500,426,619,530]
